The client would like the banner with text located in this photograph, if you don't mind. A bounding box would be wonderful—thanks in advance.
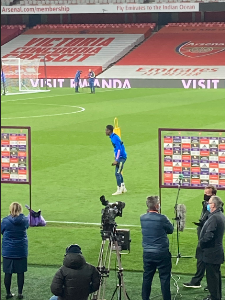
[99,65,225,79]
[24,78,225,89]
[1,3,199,14]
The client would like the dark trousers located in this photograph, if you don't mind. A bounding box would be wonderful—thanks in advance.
[89,80,95,93]
[115,158,126,187]
[75,81,79,92]
[190,257,205,285]
[142,252,172,300]
[205,263,222,300]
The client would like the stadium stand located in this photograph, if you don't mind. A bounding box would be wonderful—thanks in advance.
[1,23,155,78]
[1,25,26,46]
[166,22,225,27]
[99,22,225,79]
[158,0,221,1]
[1,0,13,5]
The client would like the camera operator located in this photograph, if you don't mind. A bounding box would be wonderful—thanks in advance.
[140,196,174,300]
[183,185,217,290]
[50,244,100,300]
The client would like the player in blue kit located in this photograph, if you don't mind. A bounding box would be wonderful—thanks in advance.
[105,125,127,195]
[74,70,82,93]
[1,70,7,94]
[88,69,95,94]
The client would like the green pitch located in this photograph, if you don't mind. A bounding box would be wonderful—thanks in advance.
[0,266,211,300]
[1,88,225,278]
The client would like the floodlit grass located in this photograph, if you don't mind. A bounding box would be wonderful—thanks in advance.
[2,265,221,300]
[1,88,225,289]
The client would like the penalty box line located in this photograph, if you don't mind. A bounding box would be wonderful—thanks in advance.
[1,88,122,103]
[46,220,196,230]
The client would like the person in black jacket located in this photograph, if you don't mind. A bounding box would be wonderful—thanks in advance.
[200,196,225,300]
[140,195,174,300]
[183,185,217,290]
[50,244,100,300]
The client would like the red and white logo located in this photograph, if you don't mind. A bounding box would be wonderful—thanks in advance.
[176,41,225,58]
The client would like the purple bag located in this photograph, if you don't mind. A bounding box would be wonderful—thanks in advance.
[25,205,46,227]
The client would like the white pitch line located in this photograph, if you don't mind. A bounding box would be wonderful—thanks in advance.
[1,103,85,120]
[4,90,50,96]
[47,221,138,227]
[1,92,76,103]
[1,87,121,118]
[46,220,196,230]
[1,88,121,103]
[0,217,195,229]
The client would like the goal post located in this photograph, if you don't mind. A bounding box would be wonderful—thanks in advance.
[1,57,49,95]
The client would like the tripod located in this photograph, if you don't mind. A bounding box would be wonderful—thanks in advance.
[91,225,130,300]
[172,179,192,265]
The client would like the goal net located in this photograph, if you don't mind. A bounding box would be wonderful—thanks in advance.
[1,58,48,95]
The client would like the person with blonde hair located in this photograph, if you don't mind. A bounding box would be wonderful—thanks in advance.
[1,202,29,299]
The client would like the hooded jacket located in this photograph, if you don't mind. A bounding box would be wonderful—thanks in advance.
[1,214,29,258]
[51,253,100,300]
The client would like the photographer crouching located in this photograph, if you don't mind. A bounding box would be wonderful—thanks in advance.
[140,196,174,300]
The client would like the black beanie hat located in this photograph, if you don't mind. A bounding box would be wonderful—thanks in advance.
[66,244,82,254]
